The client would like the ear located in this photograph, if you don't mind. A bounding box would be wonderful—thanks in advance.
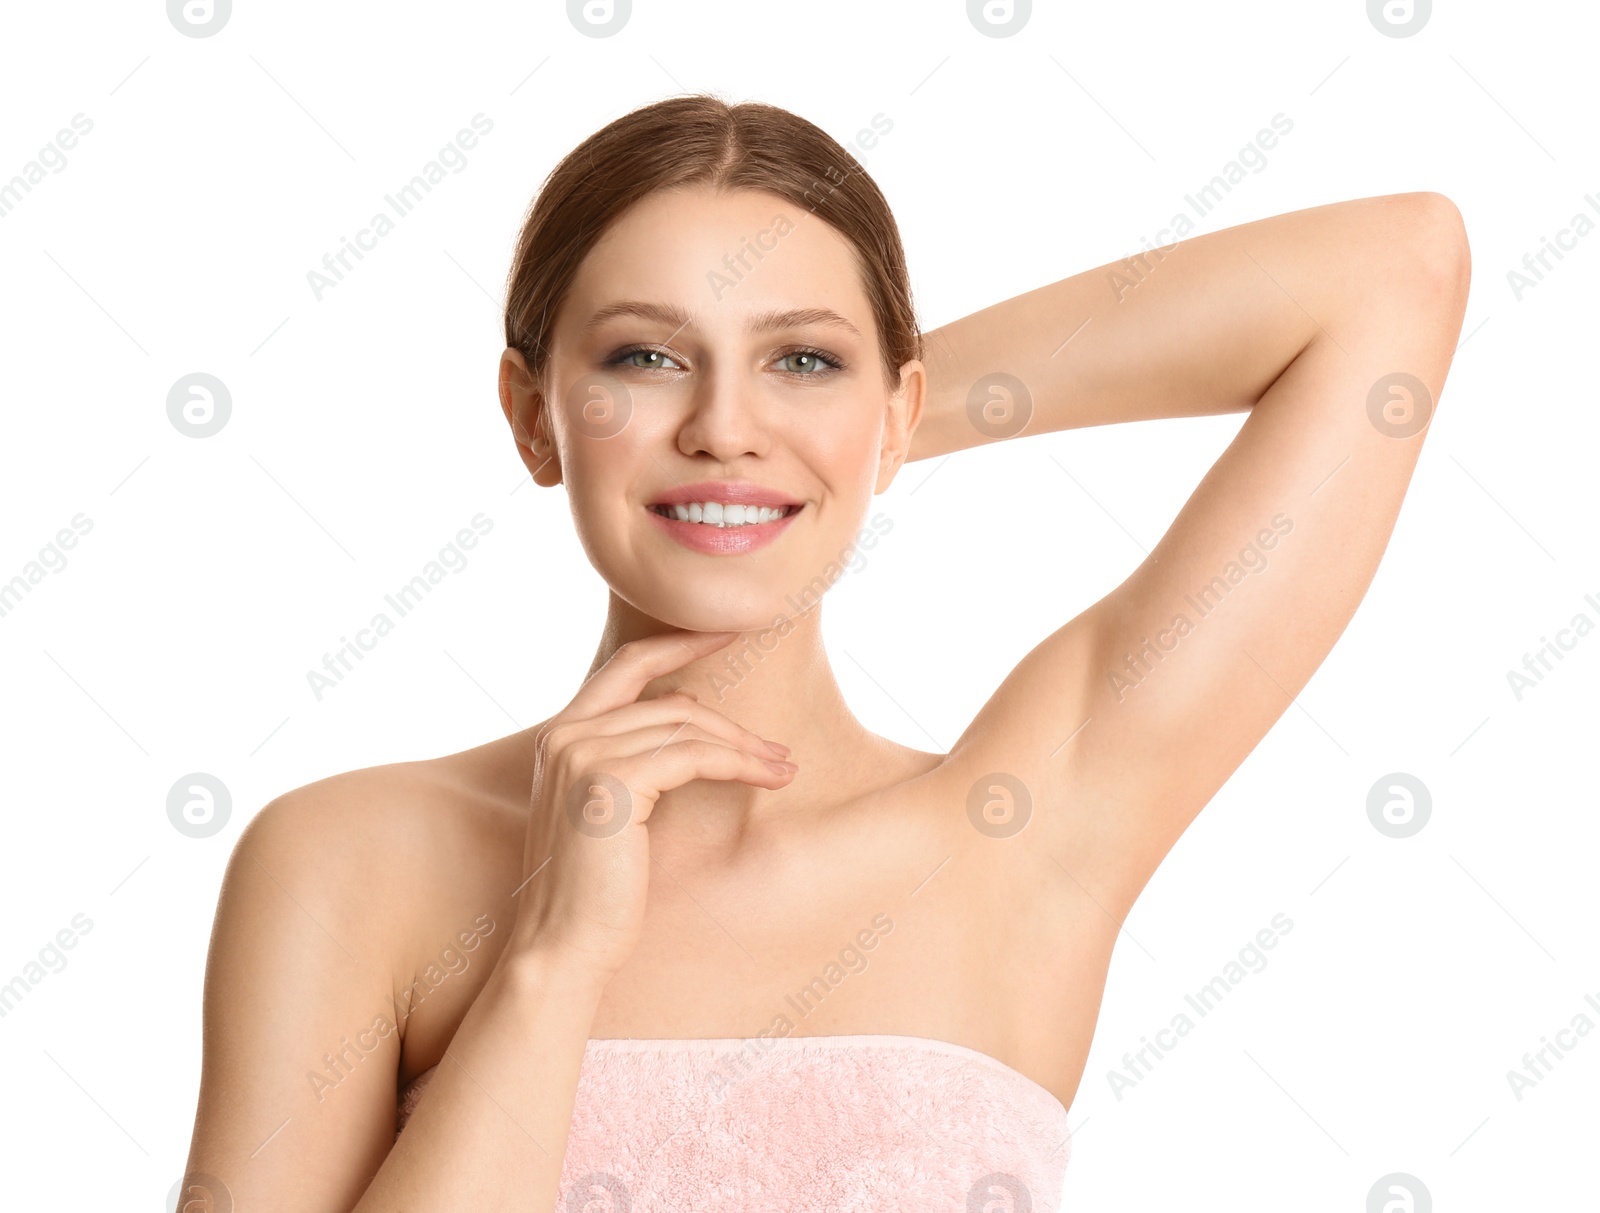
[875,358,926,493]
[499,348,563,487]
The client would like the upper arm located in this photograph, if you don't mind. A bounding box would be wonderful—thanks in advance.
[180,773,421,1212]
[951,193,1470,912]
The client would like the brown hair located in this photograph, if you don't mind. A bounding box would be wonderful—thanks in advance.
[502,93,921,398]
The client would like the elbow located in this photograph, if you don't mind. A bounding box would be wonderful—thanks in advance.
[1399,190,1472,312]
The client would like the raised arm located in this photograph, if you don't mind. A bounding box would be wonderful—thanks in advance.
[922,192,1470,912]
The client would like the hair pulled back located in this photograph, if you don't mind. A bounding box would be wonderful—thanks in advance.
[502,94,921,395]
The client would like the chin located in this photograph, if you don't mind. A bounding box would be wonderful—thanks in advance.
[616,579,807,637]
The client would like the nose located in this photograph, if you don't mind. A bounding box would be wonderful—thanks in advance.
[674,362,769,462]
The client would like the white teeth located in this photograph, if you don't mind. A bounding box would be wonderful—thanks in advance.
[656,501,793,527]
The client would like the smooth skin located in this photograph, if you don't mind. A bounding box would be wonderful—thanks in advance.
[181,185,1469,1211]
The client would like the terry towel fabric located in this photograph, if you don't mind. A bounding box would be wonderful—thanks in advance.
[394,1033,1071,1211]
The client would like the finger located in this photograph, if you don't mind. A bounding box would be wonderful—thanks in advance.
[565,630,740,720]
[553,723,758,788]
[566,693,788,759]
[609,738,796,808]
[590,721,769,768]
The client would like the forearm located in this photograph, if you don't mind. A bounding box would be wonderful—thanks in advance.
[352,948,607,1213]
[908,193,1447,461]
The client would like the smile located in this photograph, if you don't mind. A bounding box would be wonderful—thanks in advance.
[644,482,804,554]
[648,501,801,527]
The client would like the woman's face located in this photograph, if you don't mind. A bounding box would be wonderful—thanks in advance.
[504,185,924,632]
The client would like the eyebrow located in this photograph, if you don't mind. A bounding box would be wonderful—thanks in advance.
[581,300,862,340]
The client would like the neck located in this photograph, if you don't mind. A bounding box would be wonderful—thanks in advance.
[585,590,883,843]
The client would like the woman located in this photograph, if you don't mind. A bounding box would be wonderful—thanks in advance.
[179,94,1469,1211]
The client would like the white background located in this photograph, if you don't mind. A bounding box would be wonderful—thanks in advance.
[1,1,1595,1209]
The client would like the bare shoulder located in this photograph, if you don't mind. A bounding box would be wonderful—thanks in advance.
[185,732,538,1208]
[243,731,538,966]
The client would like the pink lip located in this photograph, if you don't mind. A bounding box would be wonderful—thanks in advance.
[650,480,802,509]
[645,501,802,555]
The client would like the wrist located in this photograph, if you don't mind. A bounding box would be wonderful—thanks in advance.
[493,943,614,1006]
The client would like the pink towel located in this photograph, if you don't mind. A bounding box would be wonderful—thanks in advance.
[395,1034,1070,1210]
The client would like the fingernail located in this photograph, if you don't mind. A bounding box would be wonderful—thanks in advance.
[764,740,791,757]
[763,759,793,775]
